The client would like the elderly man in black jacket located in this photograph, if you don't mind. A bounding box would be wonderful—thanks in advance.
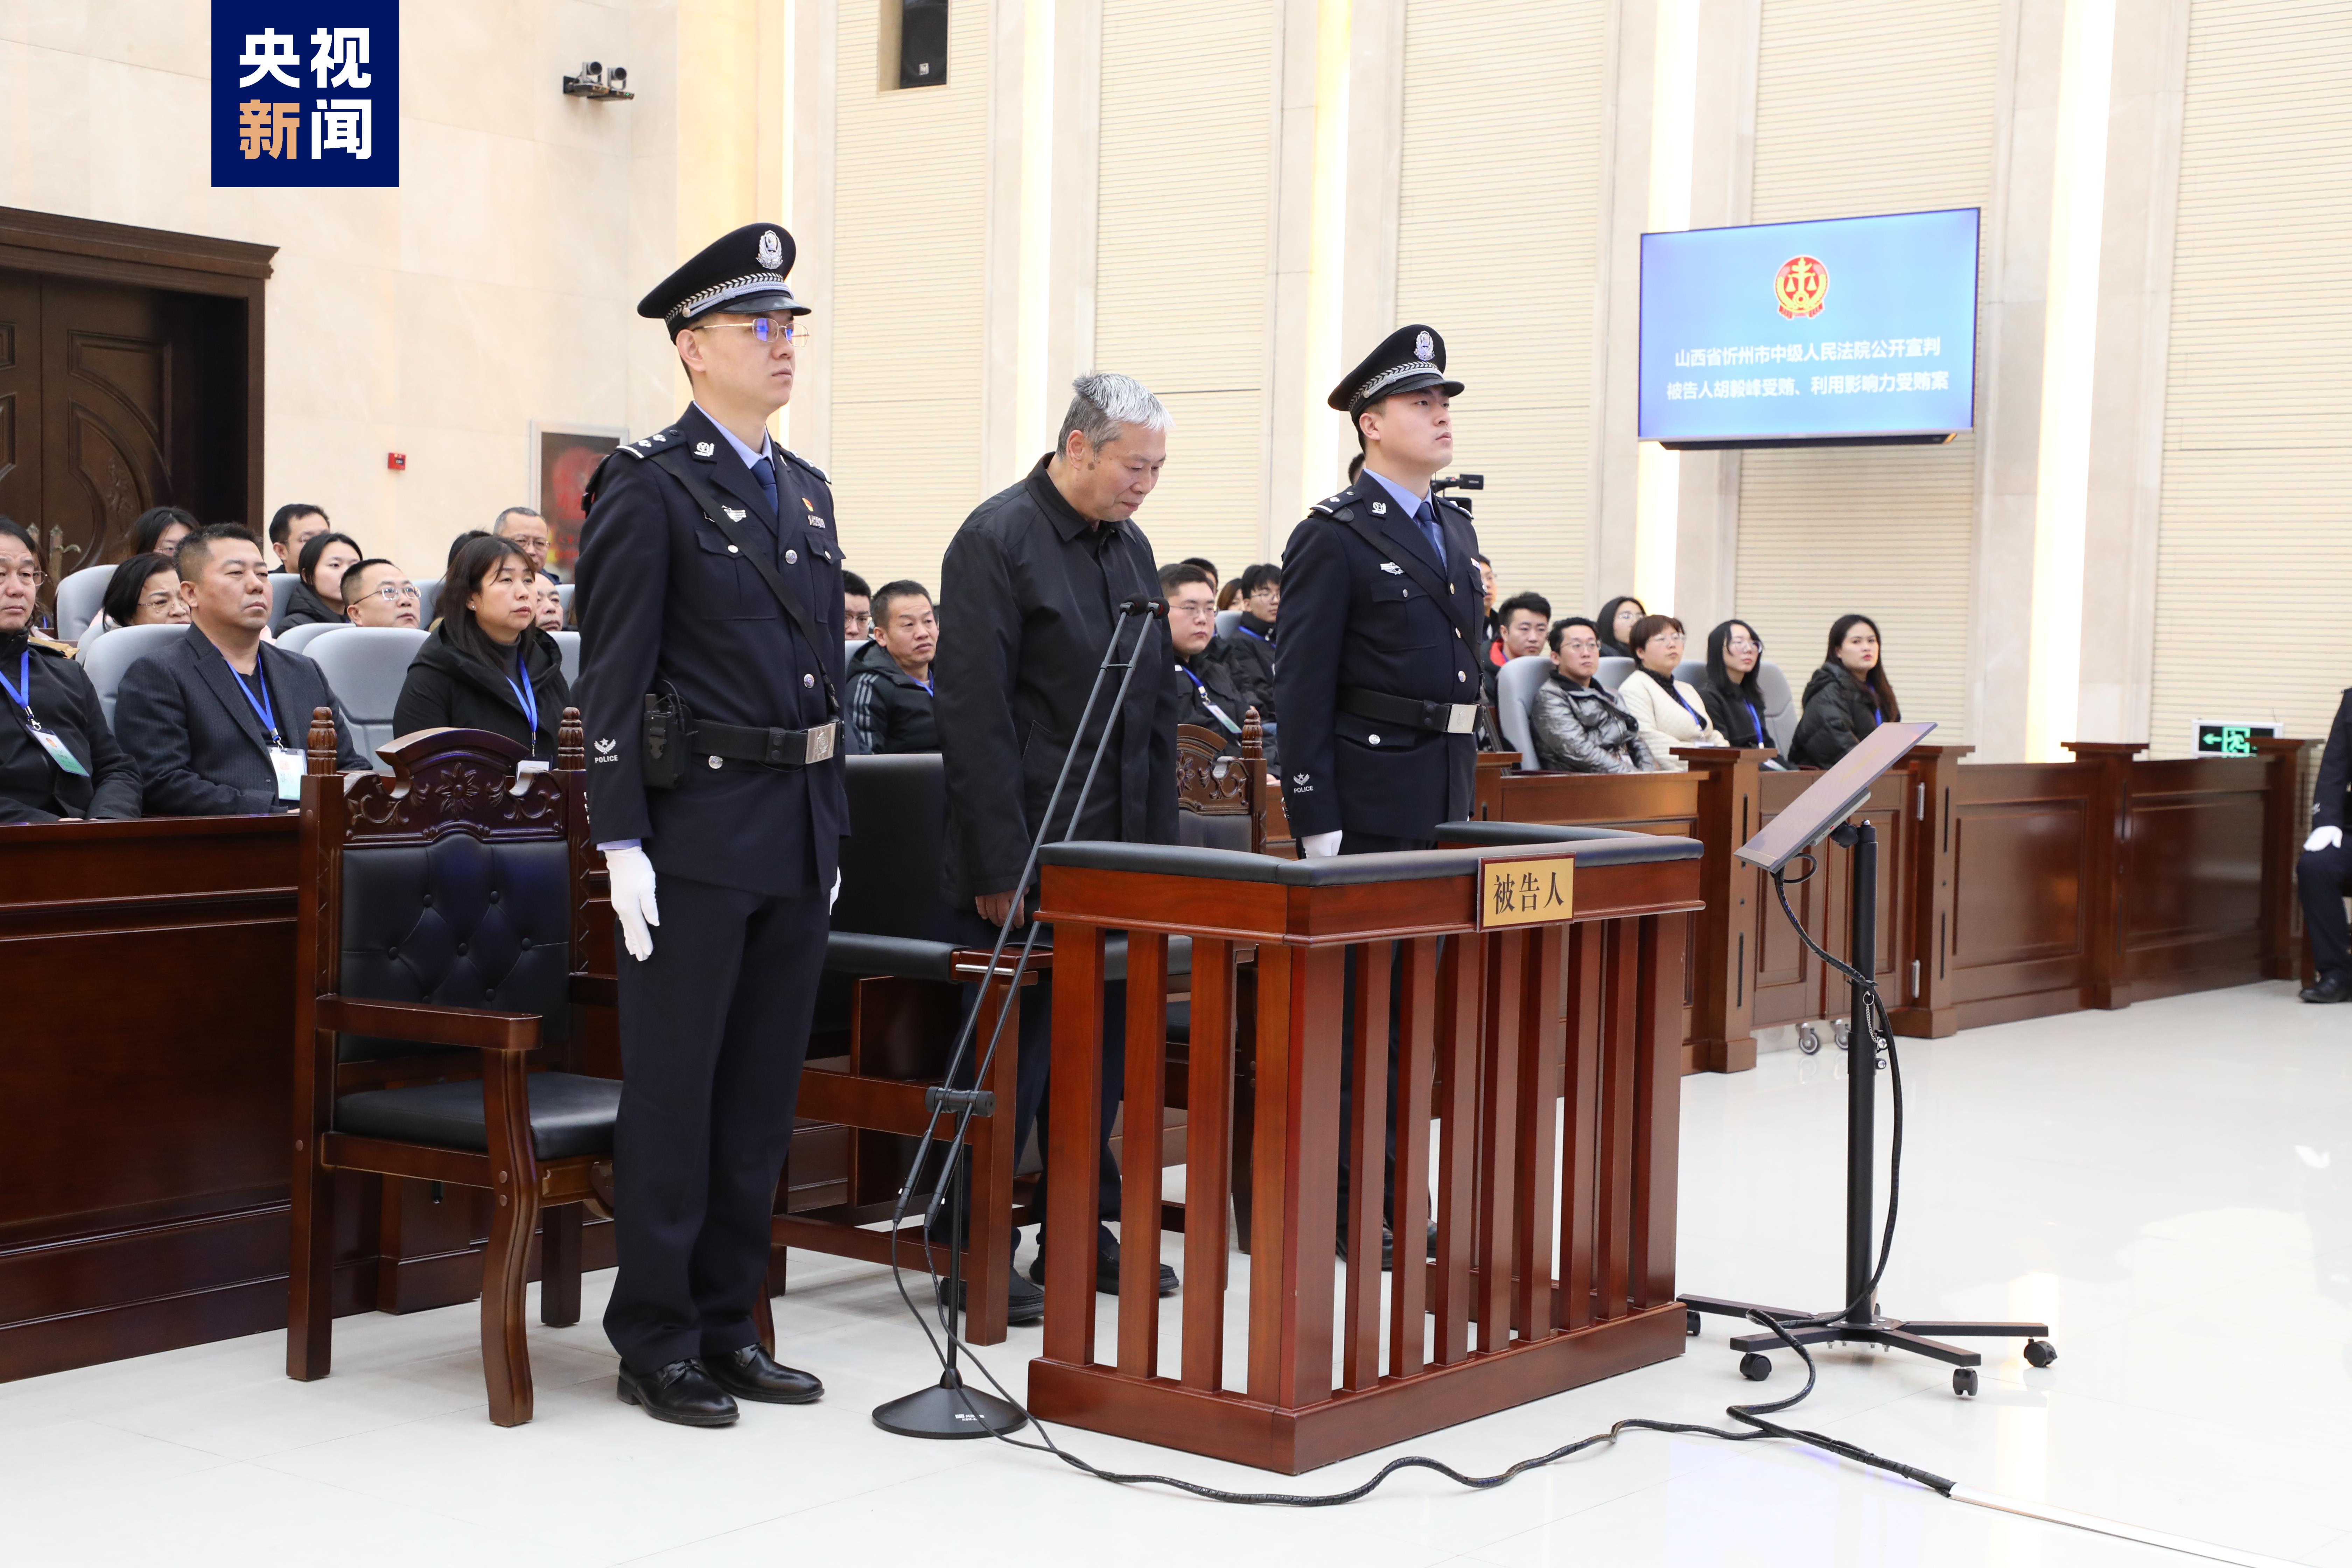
[935,371,1181,1320]
[115,526,366,814]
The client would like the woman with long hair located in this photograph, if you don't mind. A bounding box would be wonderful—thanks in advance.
[276,531,364,631]
[100,553,190,630]
[1698,618,1782,760]
[392,533,572,761]
[1595,594,1645,659]
[1790,612,1899,768]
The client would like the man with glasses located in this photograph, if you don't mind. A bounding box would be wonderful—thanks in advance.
[1161,562,1259,760]
[340,560,420,628]
[574,223,846,1428]
[493,507,557,582]
[1529,616,1654,773]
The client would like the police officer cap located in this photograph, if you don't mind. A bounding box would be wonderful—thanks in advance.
[638,222,811,338]
[1328,323,1465,416]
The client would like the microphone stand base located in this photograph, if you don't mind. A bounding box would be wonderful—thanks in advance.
[872,1368,1029,1439]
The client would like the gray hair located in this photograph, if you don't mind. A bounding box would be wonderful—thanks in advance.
[1056,372,1171,453]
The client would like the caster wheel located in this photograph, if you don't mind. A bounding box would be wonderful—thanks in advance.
[2023,1339,2057,1368]
[1953,1368,1979,1396]
[1739,1352,1772,1382]
[1798,1025,1821,1056]
[1687,1310,1702,1337]
[1833,1020,1851,1052]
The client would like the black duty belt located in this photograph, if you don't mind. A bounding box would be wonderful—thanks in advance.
[1339,686,1480,736]
[690,719,840,769]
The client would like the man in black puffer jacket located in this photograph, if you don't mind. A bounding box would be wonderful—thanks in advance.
[844,579,937,753]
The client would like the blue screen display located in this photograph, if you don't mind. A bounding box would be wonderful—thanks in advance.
[1639,208,1979,443]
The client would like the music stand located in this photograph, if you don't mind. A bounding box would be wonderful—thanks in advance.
[1681,721,2056,1396]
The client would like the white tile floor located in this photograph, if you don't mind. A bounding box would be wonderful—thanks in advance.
[5,981,2347,1567]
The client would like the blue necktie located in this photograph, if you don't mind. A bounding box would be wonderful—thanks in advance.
[751,453,779,518]
[1414,499,1445,566]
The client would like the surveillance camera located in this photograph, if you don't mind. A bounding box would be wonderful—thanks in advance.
[609,66,627,90]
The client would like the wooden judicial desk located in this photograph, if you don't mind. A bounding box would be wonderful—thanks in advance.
[1474,737,2309,1071]
[1024,835,1702,1474]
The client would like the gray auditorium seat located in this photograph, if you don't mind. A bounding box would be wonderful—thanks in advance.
[551,630,580,687]
[1756,660,1796,751]
[1595,655,1634,693]
[415,580,441,627]
[304,627,427,767]
[556,582,573,621]
[1675,658,1707,688]
[1215,609,1242,638]
[268,572,299,626]
[277,621,350,656]
[55,564,112,643]
[83,624,190,730]
[1495,655,1553,770]
[844,637,865,666]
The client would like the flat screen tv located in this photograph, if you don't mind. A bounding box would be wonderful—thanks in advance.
[1639,207,1980,449]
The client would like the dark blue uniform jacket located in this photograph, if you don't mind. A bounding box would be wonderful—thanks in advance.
[574,404,848,898]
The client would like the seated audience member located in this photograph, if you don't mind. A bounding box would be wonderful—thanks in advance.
[1618,614,1727,771]
[132,505,200,562]
[393,534,572,762]
[1162,563,1253,744]
[1485,591,1553,704]
[101,553,190,631]
[1180,556,1219,592]
[276,531,363,631]
[1595,594,1646,659]
[341,559,420,627]
[847,579,939,754]
[1790,613,1899,769]
[842,569,874,642]
[1216,562,1281,720]
[2296,688,2352,1003]
[267,503,331,572]
[1530,617,1654,774]
[0,518,140,822]
[114,526,365,814]
[1474,553,1499,663]
[444,529,490,566]
[493,505,556,581]
[533,571,565,633]
[1700,618,1787,766]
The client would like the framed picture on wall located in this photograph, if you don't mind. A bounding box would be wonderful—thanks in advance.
[530,422,626,576]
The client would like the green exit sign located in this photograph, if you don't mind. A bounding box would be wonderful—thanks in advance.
[2194,721,2281,756]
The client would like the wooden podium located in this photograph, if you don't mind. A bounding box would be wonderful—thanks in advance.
[1027,834,1704,1473]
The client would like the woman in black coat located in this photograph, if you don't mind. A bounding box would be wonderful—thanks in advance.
[1790,612,1901,768]
[1698,618,1785,762]
[1595,594,1646,659]
[393,534,572,761]
[0,518,140,822]
[276,531,363,631]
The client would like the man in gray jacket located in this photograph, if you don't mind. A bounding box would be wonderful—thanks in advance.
[1530,616,1656,773]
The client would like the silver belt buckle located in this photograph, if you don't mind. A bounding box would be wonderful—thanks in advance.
[803,722,839,764]
[1445,702,1478,735]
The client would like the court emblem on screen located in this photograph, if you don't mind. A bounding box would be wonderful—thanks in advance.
[1774,255,1828,318]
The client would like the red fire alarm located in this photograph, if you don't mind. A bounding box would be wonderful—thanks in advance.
[387,452,407,470]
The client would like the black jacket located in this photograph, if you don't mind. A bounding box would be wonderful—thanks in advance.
[574,404,849,897]
[1272,471,1485,840]
[936,455,1178,904]
[393,621,573,762]
[2313,690,2352,832]
[275,581,343,634]
[0,632,140,822]
[1701,676,1774,751]
[1212,612,1278,723]
[1171,649,1253,756]
[845,638,937,754]
[113,626,366,815]
[1789,662,1883,769]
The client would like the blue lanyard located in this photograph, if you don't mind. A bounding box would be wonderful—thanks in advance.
[1178,665,1240,730]
[230,663,282,743]
[1237,624,1271,645]
[504,648,539,738]
[1745,700,1764,742]
[0,649,29,716]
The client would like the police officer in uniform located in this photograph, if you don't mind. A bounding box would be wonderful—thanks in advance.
[1274,325,1484,1263]
[576,223,848,1426]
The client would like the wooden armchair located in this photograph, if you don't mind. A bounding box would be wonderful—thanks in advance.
[286,711,620,1427]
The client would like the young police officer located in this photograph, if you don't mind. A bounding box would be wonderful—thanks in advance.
[1273,325,1485,1266]
[576,223,848,1426]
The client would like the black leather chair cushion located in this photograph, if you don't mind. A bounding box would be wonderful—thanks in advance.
[335,1071,619,1160]
[827,931,960,982]
[1036,832,1702,885]
[1432,821,1640,848]
[1177,810,1253,852]
[832,754,969,945]
[339,835,572,1062]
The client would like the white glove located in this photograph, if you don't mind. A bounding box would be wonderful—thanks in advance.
[830,870,841,912]
[605,845,660,961]
[1302,830,1342,859]
[2308,826,2342,853]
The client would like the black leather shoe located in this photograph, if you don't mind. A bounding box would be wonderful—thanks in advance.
[1336,1224,1395,1270]
[2301,973,2352,1003]
[617,1359,738,1427]
[938,1268,1045,1326]
[1028,1239,1178,1297]
[704,1344,823,1405]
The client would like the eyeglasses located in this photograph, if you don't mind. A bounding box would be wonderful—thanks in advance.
[359,581,419,602]
[1561,638,1601,653]
[695,315,809,346]
[1726,636,1759,652]
[1171,600,1216,618]
[0,565,46,589]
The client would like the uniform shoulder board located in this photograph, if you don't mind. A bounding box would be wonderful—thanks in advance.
[782,448,830,485]
[1308,493,1351,520]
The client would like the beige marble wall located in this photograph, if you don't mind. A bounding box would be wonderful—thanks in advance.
[0,1,687,576]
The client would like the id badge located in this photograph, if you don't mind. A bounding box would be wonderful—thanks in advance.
[268,746,306,802]
[27,722,89,778]
[1202,700,1243,736]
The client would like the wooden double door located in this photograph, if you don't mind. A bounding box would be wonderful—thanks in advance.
[0,270,251,601]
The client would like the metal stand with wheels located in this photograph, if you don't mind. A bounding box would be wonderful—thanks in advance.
[1683,808,2057,1397]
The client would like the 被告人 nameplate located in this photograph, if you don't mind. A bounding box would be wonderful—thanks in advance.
[1477,855,1575,929]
